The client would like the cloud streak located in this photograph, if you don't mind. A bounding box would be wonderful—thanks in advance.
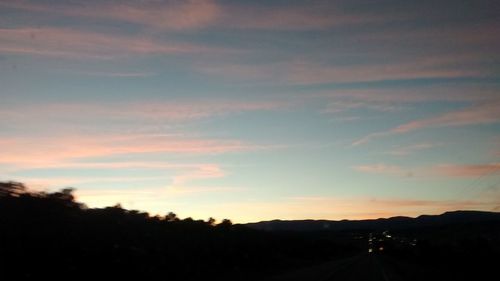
[0,134,256,169]
[0,100,289,128]
[392,102,500,134]
[0,27,225,59]
[1,0,220,31]
[433,163,500,178]
[352,163,410,177]
[353,102,500,145]
[387,143,442,156]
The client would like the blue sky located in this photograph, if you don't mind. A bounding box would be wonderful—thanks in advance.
[0,0,499,222]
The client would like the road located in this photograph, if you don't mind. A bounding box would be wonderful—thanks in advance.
[265,252,442,281]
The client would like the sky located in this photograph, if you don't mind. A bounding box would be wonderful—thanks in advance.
[1,0,499,223]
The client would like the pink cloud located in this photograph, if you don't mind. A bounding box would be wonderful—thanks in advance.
[76,71,157,77]
[433,163,500,178]
[9,162,232,190]
[353,101,500,145]
[0,134,255,170]
[219,4,381,31]
[1,1,390,31]
[392,102,500,134]
[351,131,392,146]
[314,85,500,104]
[1,0,220,31]
[198,53,492,86]
[352,163,409,176]
[0,99,285,174]
[387,143,442,156]
[0,100,289,130]
[0,27,224,59]
[284,56,490,85]
[322,100,401,114]
[357,21,500,53]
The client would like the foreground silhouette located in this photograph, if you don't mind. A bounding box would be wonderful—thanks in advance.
[1,181,499,280]
[0,182,357,280]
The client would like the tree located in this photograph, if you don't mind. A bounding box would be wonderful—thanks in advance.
[0,181,26,197]
[218,219,232,228]
[165,212,179,222]
[207,217,217,226]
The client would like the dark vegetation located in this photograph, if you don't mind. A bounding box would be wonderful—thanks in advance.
[0,181,358,280]
[1,181,500,280]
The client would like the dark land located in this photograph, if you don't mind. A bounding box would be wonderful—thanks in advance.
[1,181,499,280]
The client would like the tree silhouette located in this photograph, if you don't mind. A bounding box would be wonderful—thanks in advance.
[0,181,26,197]
[165,211,179,222]
[207,217,216,226]
[1,180,498,281]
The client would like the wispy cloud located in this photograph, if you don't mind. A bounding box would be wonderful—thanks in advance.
[322,100,400,114]
[352,163,411,177]
[0,27,225,59]
[198,54,492,86]
[0,100,289,127]
[353,102,500,145]
[285,57,489,85]
[387,143,442,156]
[76,71,157,78]
[433,163,500,178]
[0,0,392,32]
[314,85,500,105]
[171,164,225,186]
[1,0,220,31]
[219,3,384,31]
[0,134,259,172]
[392,102,500,134]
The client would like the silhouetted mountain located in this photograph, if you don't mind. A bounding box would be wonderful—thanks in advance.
[244,210,500,232]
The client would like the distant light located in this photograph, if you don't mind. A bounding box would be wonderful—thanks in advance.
[379,247,384,251]
[368,248,373,253]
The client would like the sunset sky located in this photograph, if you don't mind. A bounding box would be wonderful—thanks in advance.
[1,0,499,222]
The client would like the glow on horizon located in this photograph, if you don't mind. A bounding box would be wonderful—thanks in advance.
[1,0,499,223]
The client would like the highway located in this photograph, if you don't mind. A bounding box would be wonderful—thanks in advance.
[265,252,441,281]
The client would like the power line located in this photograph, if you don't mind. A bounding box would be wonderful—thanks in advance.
[456,163,500,198]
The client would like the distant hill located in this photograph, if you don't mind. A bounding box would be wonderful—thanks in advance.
[244,210,500,232]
